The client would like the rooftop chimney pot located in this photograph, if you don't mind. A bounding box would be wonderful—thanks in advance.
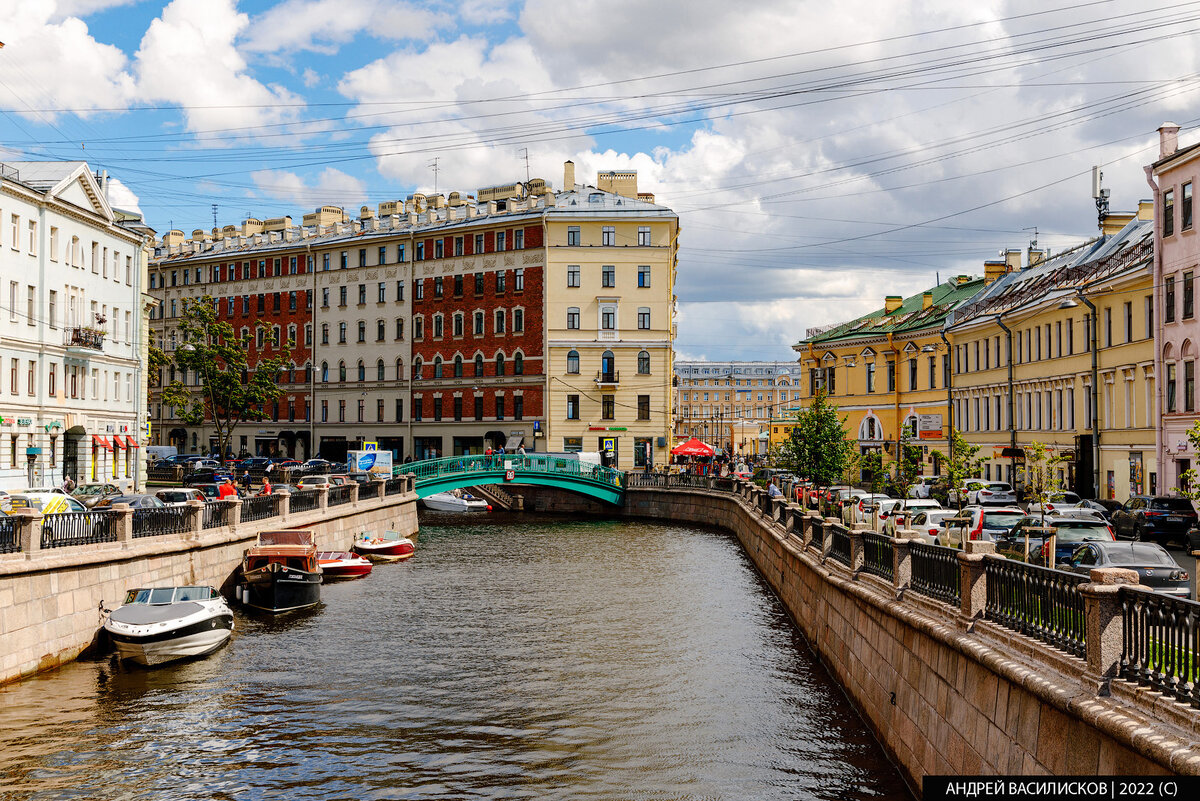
[1160,122,1181,159]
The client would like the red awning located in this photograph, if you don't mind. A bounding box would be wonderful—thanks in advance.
[671,437,715,457]
[112,436,125,450]
[125,436,139,448]
[92,435,111,449]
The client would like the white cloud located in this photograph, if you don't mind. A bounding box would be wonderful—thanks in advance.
[50,0,139,19]
[134,0,304,139]
[104,176,142,215]
[458,0,516,25]
[250,166,368,210]
[241,0,449,57]
[301,67,321,88]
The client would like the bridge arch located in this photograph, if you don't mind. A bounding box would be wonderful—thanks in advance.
[406,454,625,505]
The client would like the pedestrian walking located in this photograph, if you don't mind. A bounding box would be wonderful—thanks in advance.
[241,470,252,492]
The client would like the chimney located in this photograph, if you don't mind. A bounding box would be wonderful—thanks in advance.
[1004,248,1021,272]
[921,291,933,310]
[955,274,970,285]
[884,295,903,313]
[564,160,575,190]
[984,259,1007,284]
[1138,199,1154,220]
[1027,248,1046,267]
[1160,122,1181,159]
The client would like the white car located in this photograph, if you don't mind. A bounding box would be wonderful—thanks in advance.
[950,480,1016,506]
[1025,491,1085,516]
[851,493,892,525]
[908,476,940,499]
[155,488,207,507]
[884,499,943,535]
[909,509,961,543]
[938,506,1026,548]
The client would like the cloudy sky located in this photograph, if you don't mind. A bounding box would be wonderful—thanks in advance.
[3,0,1198,361]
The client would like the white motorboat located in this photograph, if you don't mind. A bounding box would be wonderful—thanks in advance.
[422,491,492,513]
[104,586,234,666]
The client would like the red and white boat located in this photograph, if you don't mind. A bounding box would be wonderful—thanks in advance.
[352,530,417,562]
[317,551,373,579]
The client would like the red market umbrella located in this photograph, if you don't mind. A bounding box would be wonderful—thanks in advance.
[671,437,715,457]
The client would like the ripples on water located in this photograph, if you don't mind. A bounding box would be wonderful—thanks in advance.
[0,513,910,801]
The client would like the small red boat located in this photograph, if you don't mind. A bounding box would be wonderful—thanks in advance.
[353,530,416,562]
[317,551,373,579]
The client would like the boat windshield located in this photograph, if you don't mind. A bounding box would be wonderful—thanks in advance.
[121,586,217,604]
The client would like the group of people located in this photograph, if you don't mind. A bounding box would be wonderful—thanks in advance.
[215,473,272,499]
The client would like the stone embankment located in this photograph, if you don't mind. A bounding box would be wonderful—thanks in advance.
[0,478,418,685]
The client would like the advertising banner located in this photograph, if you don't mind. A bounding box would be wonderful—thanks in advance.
[917,413,943,440]
[347,450,393,476]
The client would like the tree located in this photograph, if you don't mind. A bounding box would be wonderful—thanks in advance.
[1024,440,1067,531]
[777,391,856,515]
[1177,420,1200,499]
[158,297,293,458]
[859,449,885,495]
[891,421,924,502]
[944,427,984,513]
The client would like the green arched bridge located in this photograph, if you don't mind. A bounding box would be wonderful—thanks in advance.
[404,454,627,505]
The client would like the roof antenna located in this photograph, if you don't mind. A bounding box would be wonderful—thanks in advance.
[428,157,439,194]
[212,203,218,231]
[518,147,530,182]
[1091,166,1110,231]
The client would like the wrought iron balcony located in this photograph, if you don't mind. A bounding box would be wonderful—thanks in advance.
[594,370,619,387]
[65,327,105,352]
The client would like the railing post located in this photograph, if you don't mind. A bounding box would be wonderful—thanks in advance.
[276,488,291,521]
[172,465,184,483]
[348,483,361,507]
[821,520,834,561]
[848,528,865,574]
[892,536,912,593]
[371,478,386,501]
[1081,568,1141,694]
[112,503,134,547]
[407,473,416,495]
[770,496,786,523]
[15,509,41,557]
[802,512,818,546]
[784,503,801,534]
[183,499,204,536]
[223,497,241,531]
[958,542,995,626]
[318,485,330,511]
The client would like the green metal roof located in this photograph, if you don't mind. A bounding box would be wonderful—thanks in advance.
[797,276,987,348]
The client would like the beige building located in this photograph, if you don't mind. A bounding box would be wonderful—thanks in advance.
[672,361,805,457]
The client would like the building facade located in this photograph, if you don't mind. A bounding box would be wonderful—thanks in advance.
[0,161,153,491]
[672,361,805,457]
[149,164,677,468]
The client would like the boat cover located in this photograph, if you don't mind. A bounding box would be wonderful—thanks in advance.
[110,602,204,625]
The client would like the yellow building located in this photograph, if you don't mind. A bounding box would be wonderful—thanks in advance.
[672,361,805,457]
[946,208,1156,499]
[793,276,988,478]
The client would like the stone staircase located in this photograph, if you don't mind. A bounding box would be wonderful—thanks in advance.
[468,484,519,510]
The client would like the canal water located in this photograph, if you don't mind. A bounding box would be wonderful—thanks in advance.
[0,513,910,801]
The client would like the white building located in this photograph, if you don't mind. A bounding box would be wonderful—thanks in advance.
[0,162,153,491]
[673,360,806,456]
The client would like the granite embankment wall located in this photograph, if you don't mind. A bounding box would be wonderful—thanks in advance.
[0,484,417,685]
[621,484,1200,790]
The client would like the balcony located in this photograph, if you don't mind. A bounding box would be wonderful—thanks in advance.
[595,370,620,388]
[65,327,105,353]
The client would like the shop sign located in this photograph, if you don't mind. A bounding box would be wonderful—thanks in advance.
[917,414,943,440]
[16,418,32,426]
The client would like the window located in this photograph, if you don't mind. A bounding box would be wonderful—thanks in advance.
[416,242,425,261]
[321,324,329,345]
[377,359,386,381]
[602,394,615,420]
[434,277,443,298]
[567,266,580,287]
[567,394,579,419]
[567,349,580,374]
[1146,294,1154,338]
[338,286,347,307]
[413,397,423,421]
[474,311,484,335]
[453,313,463,337]
[515,269,524,291]
[496,271,506,293]
[866,363,876,393]
[515,230,524,249]
[496,354,506,376]
[357,321,366,343]
[637,394,650,420]
[339,360,347,382]
[495,310,505,333]
[637,265,651,287]
[513,309,523,332]
[414,316,424,339]
[909,359,917,391]
[1164,188,1176,237]
[338,322,347,343]
[377,320,386,341]
[602,265,615,287]
[321,361,329,382]
[434,356,443,378]
[928,356,936,389]
[415,280,424,300]
[1124,301,1133,343]
[435,240,444,259]
[357,360,366,381]
[397,280,404,300]
[638,350,650,374]
[637,307,650,329]
[1168,362,1177,413]
[601,308,615,330]
[322,288,330,307]
[1188,360,1196,413]
[453,396,463,421]
[454,237,463,257]
[454,355,464,378]
[433,315,444,338]
[567,226,580,246]
[602,226,616,246]
[513,395,524,420]
[474,395,483,421]
[321,400,328,422]
[638,226,651,246]
[48,363,55,396]
[886,361,895,392]
[475,234,484,253]
[496,231,506,251]
[475,272,484,294]
[1185,182,1195,230]
[513,353,523,375]
[1104,307,1112,347]
[378,282,386,303]
[475,354,484,377]
[454,274,463,296]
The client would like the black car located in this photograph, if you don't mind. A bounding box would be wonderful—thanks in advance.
[1060,541,1190,598]
[238,457,273,471]
[182,469,235,487]
[1111,496,1198,544]
[994,515,1115,566]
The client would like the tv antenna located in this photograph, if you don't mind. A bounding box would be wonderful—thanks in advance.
[518,148,530,182]
[212,203,218,230]
[1091,166,1110,229]
[428,157,440,193]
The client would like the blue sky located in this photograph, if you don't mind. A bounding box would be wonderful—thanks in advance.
[3,0,1199,361]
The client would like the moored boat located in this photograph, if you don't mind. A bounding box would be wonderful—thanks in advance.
[353,530,417,561]
[317,550,373,579]
[104,586,233,667]
[239,529,321,612]
[422,490,491,512]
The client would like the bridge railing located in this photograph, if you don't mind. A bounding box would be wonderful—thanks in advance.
[626,475,1200,708]
[407,454,626,490]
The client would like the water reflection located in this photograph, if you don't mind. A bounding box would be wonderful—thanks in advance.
[0,514,909,800]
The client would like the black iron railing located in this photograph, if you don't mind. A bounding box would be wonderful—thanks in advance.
[984,557,1087,658]
[384,477,408,496]
[65,326,105,350]
[0,516,18,553]
[241,495,276,522]
[290,490,320,514]
[328,485,353,506]
[1119,587,1200,706]
[829,526,851,567]
[132,506,190,538]
[812,519,826,550]
[910,542,961,605]
[862,532,894,581]
[41,510,118,548]
[146,467,177,482]
[202,501,229,529]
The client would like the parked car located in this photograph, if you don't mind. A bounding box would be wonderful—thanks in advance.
[908,476,941,499]
[909,509,961,543]
[3,492,88,515]
[186,459,222,472]
[328,474,352,487]
[1112,496,1198,545]
[1059,541,1190,598]
[182,469,234,487]
[298,458,336,474]
[1025,491,1085,516]
[1078,499,1121,521]
[296,475,334,489]
[95,494,166,510]
[237,457,273,471]
[851,493,892,524]
[154,488,207,506]
[189,483,225,501]
[995,515,1115,565]
[883,499,943,535]
[70,483,120,508]
[938,506,1025,548]
[343,472,374,485]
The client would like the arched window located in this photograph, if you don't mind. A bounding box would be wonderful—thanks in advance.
[304,363,312,384]
[637,350,650,374]
[395,358,403,380]
[474,354,484,376]
[434,356,443,378]
[513,353,524,375]
[321,362,328,382]
[338,360,346,382]
[601,350,615,380]
[377,359,385,381]
[357,360,365,382]
[496,353,506,376]
[412,357,422,379]
[567,350,579,374]
[454,355,464,377]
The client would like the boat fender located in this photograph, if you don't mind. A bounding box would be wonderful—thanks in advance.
[486,505,493,511]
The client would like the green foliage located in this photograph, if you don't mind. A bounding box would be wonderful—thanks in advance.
[1180,421,1200,499]
[891,422,924,501]
[1024,441,1067,528]
[945,428,984,511]
[859,449,884,495]
[777,391,856,499]
[158,297,293,457]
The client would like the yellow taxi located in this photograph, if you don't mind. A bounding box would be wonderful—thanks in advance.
[4,492,89,515]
